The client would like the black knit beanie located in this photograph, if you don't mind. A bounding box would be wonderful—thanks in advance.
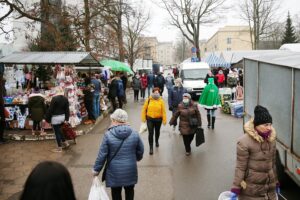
[253,105,272,126]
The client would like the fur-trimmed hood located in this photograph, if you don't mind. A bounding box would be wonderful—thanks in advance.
[244,119,276,143]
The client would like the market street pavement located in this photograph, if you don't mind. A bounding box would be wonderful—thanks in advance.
[1,89,300,200]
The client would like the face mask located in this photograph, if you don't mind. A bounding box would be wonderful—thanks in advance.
[152,93,160,99]
[255,128,272,140]
[182,99,190,104]
[175,83,181,87]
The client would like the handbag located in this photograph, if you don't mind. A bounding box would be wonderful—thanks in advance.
[102,137,126,182]
[195,127,205,147]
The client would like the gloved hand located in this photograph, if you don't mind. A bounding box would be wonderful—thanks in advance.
[230,188,241,200]
[276,182,280,194]
[92,170,99,177]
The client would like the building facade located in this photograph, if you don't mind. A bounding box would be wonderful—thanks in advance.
[203,26,252,53]
[157,42,175,66]
[138,37,158,62]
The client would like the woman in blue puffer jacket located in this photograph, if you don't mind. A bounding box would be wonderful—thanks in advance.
[93,109,144,200]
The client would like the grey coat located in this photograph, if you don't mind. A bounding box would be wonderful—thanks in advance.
[132,77,141,91]
[93,125,144,187]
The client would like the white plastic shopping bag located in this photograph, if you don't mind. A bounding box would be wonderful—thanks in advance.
[218,191,238,200]
[139,122,147,134]
[88,177,110,200]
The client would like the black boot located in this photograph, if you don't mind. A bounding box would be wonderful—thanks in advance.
[149,145,153,155]
[212,117,216,129]
[207,115,211,128]
[155,141,159,147]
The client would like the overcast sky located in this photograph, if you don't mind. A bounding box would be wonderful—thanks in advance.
[145,0,300,43]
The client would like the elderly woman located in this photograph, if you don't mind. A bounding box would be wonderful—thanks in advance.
[169,93,202,156]
[230,105,279,200]
[141,87,167,155]
[93,109,144,200]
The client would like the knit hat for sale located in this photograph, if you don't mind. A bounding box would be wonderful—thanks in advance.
[253,105,272,126]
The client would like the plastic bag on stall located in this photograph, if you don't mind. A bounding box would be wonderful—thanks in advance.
[139,122,147,134]
[88,177,110,200]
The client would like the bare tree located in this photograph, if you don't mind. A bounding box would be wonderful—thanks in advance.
[124,5,150,69]
[239,0,280,50]
[293,14,300,41]
[174,34,190,63]
[158,0,227,59]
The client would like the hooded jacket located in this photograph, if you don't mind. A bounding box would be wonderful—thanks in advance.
[199,78,221,109]
[232,119,278,200]
[28,93,46,121]
[93,125,144,187]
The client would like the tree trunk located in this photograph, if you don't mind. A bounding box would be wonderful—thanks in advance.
[84,0,91,51]
[117,17,125,61]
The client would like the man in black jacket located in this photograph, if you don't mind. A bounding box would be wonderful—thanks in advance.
[154,72,165,96]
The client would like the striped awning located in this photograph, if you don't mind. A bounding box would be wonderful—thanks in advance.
[205,53,231,68]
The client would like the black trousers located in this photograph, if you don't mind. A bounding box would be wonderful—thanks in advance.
[33,121,41,131]
[111,185,134,200]
[85,99,95,120]
[140,88,146,98]
[0,120,5,141]
[147,118,162,147]
[159,87,164,96]
[111,97,123,111]
[133,90,139,101]
[182,134,195,153]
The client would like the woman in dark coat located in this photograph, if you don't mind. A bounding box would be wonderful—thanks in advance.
[132,74,141,101]
[28,88,46,135]
[169,93,202,155]
[45,88,70,153]
[93,109,144,200]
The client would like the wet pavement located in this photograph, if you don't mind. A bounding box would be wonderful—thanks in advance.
[0,89,299,200]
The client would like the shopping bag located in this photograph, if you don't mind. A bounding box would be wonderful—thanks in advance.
[195,127,205,147]
[218,191,238,200]
[139,122,147,134]
[61,122,77,140]
[88,177,110,200]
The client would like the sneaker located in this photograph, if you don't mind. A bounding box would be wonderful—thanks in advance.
[185,152,191,156]
[62,142,70,149]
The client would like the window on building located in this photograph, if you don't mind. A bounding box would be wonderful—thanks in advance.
[214,45,217,50]
[227,47,231,51]
[227,37,232,44]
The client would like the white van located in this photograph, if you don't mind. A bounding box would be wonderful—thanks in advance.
[179,62,210,100]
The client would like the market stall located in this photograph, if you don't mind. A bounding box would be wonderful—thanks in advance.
[0,51,100,130]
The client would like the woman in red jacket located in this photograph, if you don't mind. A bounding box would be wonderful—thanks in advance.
[140,73,148,99]
[215,70,225,88]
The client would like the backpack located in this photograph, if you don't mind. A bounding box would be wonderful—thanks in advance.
[117,80,125,97]
[157,76,164,86]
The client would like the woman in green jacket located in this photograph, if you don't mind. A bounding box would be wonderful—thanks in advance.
[199,78,221,129]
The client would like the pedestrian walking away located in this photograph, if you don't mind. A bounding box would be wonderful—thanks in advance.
[45,87,70,152]
[83,83,96,124]
[132,74,141,101]
[140,73,148,99]
[28,87,47,135]
[230,105,279,200]
[165,73,174,96]
[147,71,154,97]
[91,73,102,118]
[168,78,187,131]
[93,109,144,200]
[141,87,167,155]
[120,73,128,104]
[108,75,123,112]
[169,93,201,156]
[20,161,76,200]
[154,72,165,96]
[199,78,221,129]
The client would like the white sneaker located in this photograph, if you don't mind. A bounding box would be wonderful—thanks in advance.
[51,147,63,153]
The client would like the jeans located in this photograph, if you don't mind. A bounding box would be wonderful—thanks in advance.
[147,85,153,97]
[93,93,100,118]
[146,118,162,147]
[111,185,134,200]
[33,121,41,131]
[52,124,66,147]
[182,134,195,153]
[207,109,216,117]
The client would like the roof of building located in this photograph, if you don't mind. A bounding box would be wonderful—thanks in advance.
[244,50,300,69]
[279,43,300,52]
[0,51,100,66]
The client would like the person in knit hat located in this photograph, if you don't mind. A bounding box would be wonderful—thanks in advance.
[93,108,144,200]
[230,105,279,200]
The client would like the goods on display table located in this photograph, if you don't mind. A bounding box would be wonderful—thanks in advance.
[219,87,244,118]
[3,64,86,129]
